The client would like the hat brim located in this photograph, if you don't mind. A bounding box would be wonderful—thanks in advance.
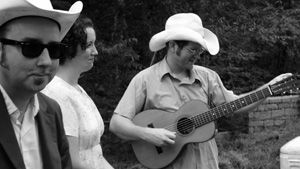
[149,27,219,55]
[0,0,83,41]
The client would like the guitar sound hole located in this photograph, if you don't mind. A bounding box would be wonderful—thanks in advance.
[177,117,194,135]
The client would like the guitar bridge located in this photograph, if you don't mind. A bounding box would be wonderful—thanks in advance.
[148,123,163,154]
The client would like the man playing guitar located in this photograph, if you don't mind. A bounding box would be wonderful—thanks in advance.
[109,13,293,169]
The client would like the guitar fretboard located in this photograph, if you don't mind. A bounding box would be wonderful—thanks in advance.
[191,87,272,128]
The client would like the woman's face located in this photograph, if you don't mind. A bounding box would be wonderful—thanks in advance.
[75,27,98,73]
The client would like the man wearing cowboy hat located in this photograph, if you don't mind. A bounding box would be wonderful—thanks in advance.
[110,13,291,169]
[0,0,82,169]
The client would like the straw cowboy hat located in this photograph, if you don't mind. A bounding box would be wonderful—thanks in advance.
[149,13,220,55]
[0,0,83,40]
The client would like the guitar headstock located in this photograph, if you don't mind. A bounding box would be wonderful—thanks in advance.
[270,74,300,96]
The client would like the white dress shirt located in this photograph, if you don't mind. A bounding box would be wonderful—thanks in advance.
[0,85,43,169]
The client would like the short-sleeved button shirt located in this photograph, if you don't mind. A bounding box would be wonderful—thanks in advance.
[114,58,238,169]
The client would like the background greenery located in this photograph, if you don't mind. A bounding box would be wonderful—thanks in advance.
[53,0,300,168]
[63,0,300,126]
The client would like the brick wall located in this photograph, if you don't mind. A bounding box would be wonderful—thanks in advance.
[248,95,300,133]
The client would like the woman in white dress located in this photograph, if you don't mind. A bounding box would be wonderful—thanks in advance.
[42,15,114,169]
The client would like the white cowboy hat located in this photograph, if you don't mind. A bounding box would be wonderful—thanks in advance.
[0,0,83,40]
[149,13,220,55]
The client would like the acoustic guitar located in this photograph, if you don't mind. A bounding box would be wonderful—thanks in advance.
[132,74,300,169]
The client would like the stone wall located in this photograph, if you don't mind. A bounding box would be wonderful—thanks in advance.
[248,95,300,133]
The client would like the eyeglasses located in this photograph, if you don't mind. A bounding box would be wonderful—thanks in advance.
[0,38,67,59]
[184,47,206,56]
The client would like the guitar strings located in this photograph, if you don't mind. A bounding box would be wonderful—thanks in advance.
[164,103,233,130]
[162,96,257,132]
[157,85,276,133]
[162,102,239,132]
[163,112,211,132]
[161,103,229,132]
[162,105,224,131]
[163,103,243,132]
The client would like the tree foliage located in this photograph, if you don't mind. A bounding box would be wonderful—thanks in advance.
[60,0,300,129]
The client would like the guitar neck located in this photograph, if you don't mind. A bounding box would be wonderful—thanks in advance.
[192,86,273,128]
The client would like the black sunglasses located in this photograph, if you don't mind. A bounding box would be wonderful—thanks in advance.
[0,38,67,59]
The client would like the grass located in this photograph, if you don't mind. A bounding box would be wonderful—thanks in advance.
[102,120,300,169]
[218,120,300,169]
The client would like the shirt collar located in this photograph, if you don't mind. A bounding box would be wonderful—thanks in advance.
[157,57,202,84]
[158,57,172,79]
[0,84,39,116]
[31,94,40,117]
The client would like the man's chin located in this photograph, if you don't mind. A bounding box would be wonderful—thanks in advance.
[31,78,49,91]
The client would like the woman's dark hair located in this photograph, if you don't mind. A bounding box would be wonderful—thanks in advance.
[60,15,94,65]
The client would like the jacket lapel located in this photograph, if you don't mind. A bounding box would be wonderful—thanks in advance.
[36,93,59,169]
[0,91,26,169]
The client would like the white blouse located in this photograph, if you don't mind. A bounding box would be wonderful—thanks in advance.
[42,76,113,169]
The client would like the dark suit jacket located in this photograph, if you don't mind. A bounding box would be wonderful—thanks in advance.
[0,91,72,169]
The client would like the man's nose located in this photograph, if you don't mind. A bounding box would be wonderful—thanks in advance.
[36,48,53,66]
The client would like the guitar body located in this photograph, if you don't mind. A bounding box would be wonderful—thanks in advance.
[132,100,215,169]
[131,74,300,168]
